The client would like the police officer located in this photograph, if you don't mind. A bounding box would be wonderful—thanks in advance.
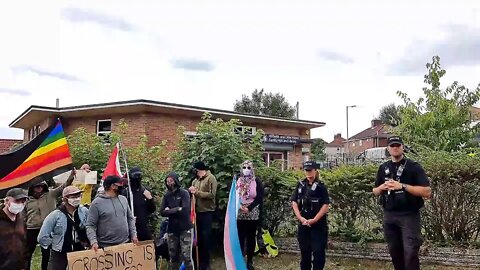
[291,160,330,270]
[373,136,431,270]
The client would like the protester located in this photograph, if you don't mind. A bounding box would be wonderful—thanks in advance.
[236,160,264,270]
[291,161,330,270]
[38,186,89,270]
[189,161,217,270]
[373,136,431,270]
[160,172,193,270]
[73,164,95,206]
[126,166,156,241]
[0,188,29,270]
[26,169,75,270]
[86,175,138,251]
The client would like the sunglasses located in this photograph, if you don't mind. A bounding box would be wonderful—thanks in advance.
[243,166,252,170]
[389,144,402,148]
[304,169,314,172]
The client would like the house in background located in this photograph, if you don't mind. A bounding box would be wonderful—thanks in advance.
[8,99,325,170]
[345,119,391,156]
[0,139,22,154]
[324,133,346,161]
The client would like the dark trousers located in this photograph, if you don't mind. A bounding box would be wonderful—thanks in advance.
[297,225,327,270]
[26,229,50,270]
[383,211,423,270]
[193,211,213,270]
[48,250,68,270]
[237,220,259,263]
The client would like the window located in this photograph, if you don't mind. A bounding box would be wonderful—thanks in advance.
[359,140,363,146]
[262,152,286,171]
[234,126,257,136]
[183,131,198,141]
[97,119,112,142]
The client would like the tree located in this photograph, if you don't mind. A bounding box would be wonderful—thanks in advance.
[234,89,297,118]
[377,103,402,127]
[395,56,480,152]
[310,138,327,161]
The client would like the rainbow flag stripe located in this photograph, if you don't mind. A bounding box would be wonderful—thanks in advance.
[0,120,72,193]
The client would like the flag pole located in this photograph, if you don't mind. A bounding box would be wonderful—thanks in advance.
[119,141,134,217]
[193,194,200,270]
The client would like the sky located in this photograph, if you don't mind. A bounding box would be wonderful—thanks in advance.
[1,1,480,142]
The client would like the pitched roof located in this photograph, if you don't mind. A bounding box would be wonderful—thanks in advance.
[0,139,22,153]
[326,136,346,147]
[349,124,391,140]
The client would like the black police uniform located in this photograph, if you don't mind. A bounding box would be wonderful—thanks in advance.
[375,157,429,270]
[291,178,330,270]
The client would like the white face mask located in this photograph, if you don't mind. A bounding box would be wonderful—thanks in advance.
[242,169,252,176]
[8,202,25,215]
[67,198,81,207]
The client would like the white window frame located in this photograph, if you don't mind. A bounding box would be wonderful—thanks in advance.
[234,126,257,136]
[359,140,363,146]
[263,151,286,171]
[96,119,112,137]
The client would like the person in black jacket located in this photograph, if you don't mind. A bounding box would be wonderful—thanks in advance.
[160,172,193,270]
[127,167,156,241]
[236,160,264,270]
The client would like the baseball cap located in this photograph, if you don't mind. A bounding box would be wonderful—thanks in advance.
[387,136,404,146]
[62,186,83,198]
[303,160,319,170]
[6,188,28,200]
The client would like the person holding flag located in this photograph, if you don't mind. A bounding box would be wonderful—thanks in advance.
[160,172,193,270]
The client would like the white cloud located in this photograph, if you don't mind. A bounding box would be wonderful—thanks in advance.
[0,1,479,143]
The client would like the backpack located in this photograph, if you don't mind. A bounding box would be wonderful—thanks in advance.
[255,229,278,258]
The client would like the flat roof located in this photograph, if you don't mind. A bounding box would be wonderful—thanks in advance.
[10,99,326,130]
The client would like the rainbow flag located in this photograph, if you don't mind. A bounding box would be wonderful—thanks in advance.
[0,120,72,196]
[224,177,247,270]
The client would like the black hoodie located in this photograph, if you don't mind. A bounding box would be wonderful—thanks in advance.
[160,172,192,233]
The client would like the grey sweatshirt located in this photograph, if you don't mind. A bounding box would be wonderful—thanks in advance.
[86,194,137,247]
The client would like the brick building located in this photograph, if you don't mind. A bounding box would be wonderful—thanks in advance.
[0,139,22,154]
[324,133,346,161]
[9,99,325,170]
[345,120,391,155]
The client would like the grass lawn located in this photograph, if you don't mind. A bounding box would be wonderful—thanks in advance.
[33,248,468,270]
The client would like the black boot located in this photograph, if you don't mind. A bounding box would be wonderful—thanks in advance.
[247,260,255,270]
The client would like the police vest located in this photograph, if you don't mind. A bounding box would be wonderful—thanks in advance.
[296,180,326,221]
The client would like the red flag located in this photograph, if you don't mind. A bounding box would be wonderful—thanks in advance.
[191,196,197,246]
[102,143,122,180]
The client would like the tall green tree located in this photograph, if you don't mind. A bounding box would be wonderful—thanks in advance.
[234,89,297,118]
[377,103,402,127]
[310,138,327,161]
[395,56,480,151]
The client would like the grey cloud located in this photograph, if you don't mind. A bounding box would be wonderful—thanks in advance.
[170,59,215,72]
[318,50,354,64]
[62,7,137,32]
[388,24,480,75]
[11,65,83,82]
[0,88,30,96]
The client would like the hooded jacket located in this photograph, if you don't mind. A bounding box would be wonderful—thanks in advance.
[0,205,27,270]
[160,172,192,234]
[86,194,137,248]
[26,180,71,229]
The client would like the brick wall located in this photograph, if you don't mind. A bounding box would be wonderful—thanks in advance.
[0,139,22,153]
[31,113,310,170]
[346,137,388,155]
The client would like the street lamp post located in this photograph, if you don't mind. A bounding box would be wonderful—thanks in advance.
[346,105,357,163]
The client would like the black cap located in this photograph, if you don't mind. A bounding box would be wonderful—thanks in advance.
[6,188,28,200]
[303,160,319,170]
[129,166,142,178]
[193,161,209,171]
[103,175,123,189]
[387,136,404,146]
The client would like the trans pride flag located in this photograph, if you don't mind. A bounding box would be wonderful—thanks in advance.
[224,177,247,270]
[0,120,72,197]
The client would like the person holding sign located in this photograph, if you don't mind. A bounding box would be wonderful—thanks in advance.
[37,186,90,270]
[73,164,96,206]
[86,175,138,251]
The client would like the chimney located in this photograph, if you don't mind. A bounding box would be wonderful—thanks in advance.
[56,98,60,108]
[334,133,342,139]
[371,119,382,127]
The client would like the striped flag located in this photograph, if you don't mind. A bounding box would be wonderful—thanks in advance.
[224,177,247,270]
[0,120,72,196]
[190,196,197,246]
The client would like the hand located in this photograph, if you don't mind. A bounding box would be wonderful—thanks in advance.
[189,186,197,194]
[307,219,316,225]
[386,180,402,191]
[91,243,99,252]
[143,189,153,199]
[165,207,170,211]
[377,183,390,191]
[132,237,139,245]
[240,206,249,213]
[299,217,308,226]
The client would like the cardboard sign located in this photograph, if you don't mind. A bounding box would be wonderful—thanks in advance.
[67,241,156,270]
[54,170,98,185]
